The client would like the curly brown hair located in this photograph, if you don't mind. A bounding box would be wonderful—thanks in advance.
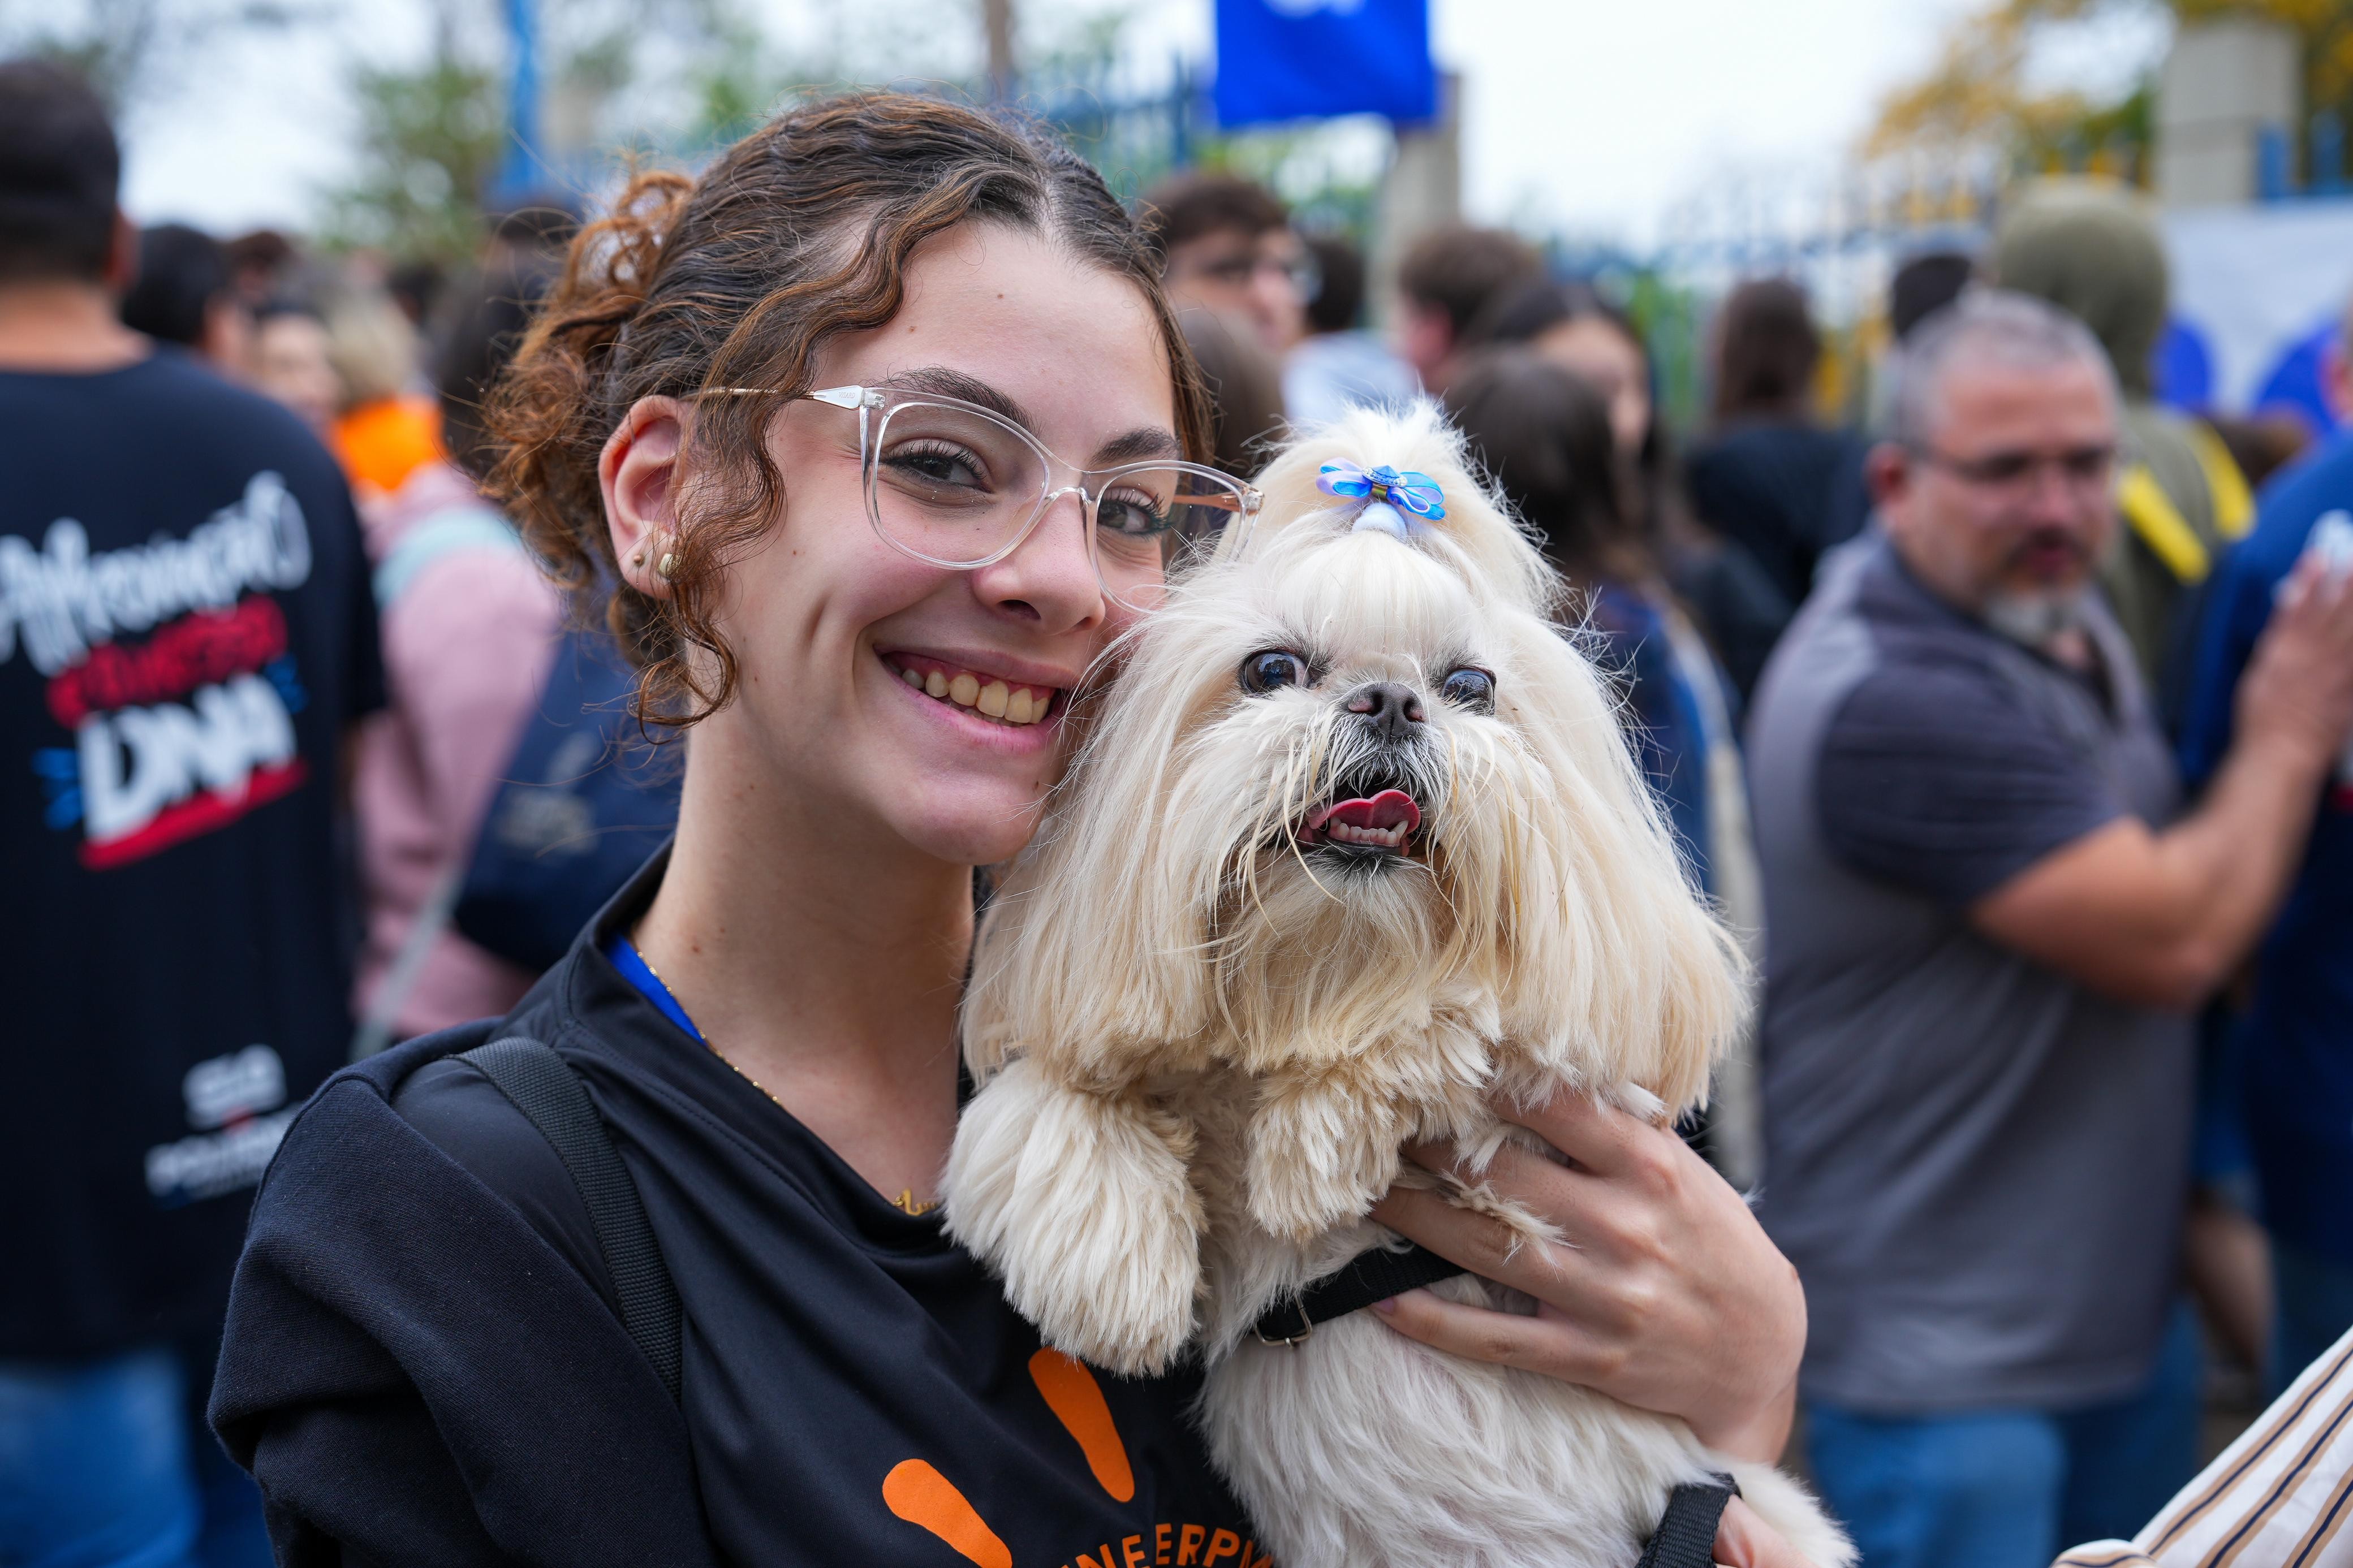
[484,93,1210,729]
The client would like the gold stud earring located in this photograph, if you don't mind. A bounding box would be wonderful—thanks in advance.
[630,548,645,568]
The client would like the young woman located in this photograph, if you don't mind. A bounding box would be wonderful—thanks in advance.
[1682,277,1872,624]
[212,96,1805,1567]
[1473,278,1792,700]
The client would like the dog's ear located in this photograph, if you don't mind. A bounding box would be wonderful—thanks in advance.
[1475,607,1749,1115]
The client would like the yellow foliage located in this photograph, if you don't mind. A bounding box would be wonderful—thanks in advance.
[1868,0,2353,168]
[1864,1,2115,159]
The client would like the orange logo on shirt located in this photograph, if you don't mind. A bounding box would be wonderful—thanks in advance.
[884,1459,1013,1568]
[880,1349,1271,1567]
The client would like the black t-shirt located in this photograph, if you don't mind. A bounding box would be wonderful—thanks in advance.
[1683,421,1873,608]
[0,349,383,1356]
[213,850,1265,1567]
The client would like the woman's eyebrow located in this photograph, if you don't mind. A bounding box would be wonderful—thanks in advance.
[1093,427,1183,465]
[883,366,1180,466]
[887,366,1032,427]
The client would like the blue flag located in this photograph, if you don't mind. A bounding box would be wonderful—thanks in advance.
[1213,0,1437,129]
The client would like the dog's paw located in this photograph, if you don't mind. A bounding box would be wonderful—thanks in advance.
[1244,1074,1404,1242]
[1424,1165,1563,1259]
[1720,1460,1857,1568]
[943,1056,1204,1375]
[1606,1079,1669,1125]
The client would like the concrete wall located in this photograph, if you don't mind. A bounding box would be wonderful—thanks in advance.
[2157,16,2301,208]
[1368,71,1461,326]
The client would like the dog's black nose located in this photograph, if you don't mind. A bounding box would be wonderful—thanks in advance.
[1344,680,1425,742]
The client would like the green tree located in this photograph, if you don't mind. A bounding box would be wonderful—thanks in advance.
[320,51,505,266]
[316,0,742,269]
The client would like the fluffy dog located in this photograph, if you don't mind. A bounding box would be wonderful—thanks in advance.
[944,407,1851,1568]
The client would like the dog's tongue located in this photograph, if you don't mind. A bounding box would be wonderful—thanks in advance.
[1306,789,1423,836]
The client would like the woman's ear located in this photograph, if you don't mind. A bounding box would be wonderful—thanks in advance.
[601,396,689,598]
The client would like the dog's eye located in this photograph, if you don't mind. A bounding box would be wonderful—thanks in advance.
[1239,650,1309,696]
[1440,666,1496,714]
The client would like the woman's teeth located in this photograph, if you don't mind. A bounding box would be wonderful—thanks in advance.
[893,660,1055,725]
[1325,820,1410,849]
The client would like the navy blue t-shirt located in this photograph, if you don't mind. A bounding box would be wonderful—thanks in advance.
[2179,431,2353,1265]
[0,350,382,1355]
[1585,582,1733,896]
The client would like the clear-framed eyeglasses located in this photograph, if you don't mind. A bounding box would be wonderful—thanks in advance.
[704,382,1262,612]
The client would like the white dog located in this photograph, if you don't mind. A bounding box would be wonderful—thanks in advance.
[945,407,1851,1568]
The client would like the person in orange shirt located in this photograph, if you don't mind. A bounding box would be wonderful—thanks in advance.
[323,286,443,502]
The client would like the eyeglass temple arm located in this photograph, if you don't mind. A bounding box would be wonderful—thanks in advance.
[700,385,876,408]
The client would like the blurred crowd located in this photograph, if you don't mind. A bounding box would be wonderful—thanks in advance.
[7,51,2353,1568]
[1150,169,2353,1567]
[111,198,627,1043]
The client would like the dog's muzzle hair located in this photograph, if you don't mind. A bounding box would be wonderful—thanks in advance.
[1232,684,1453,879]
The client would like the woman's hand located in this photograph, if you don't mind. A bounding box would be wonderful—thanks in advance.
[1366,1088,1804,1461]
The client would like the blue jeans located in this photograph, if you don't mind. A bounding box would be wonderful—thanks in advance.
[2272,1241,2353,1398]
[1805,1303,2203,1568]
[0,1345,269,1568]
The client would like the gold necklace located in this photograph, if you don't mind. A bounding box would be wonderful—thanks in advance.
[632,935,940,1218]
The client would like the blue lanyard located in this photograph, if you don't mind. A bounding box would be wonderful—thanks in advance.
[602,930,705,1044]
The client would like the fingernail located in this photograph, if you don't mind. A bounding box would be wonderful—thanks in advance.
[1373,1296,1397,1315]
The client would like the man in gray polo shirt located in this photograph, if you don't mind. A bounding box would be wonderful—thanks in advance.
[1748,290,2353,1568]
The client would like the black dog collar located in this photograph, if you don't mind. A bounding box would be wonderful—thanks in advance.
[1249,1242,1467,1346]
[1247,1247,1741,1568]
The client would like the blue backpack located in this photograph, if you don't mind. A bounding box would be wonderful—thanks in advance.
[453,628,682,973]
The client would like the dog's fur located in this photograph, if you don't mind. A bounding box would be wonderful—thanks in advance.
[944,407,1852,1568]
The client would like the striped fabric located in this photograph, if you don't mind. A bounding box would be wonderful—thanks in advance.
[2055,1327,2353,1568]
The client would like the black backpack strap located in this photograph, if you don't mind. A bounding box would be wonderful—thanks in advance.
[1636,1474,1740,1568]
[459,1036,683,1401]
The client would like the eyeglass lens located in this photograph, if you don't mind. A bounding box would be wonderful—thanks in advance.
[1949,446,2116,489]
[869,399,1247,607]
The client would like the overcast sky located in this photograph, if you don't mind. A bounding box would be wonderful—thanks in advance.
[113,0,2168,245]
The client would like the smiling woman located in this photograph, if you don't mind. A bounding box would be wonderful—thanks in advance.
[208,91,1809,1568]
[207,93,1282,1568]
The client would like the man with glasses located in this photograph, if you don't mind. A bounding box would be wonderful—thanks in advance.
[1744,290,2353,1568]
[1991,182,2255,701]
[1139,172,1314,356]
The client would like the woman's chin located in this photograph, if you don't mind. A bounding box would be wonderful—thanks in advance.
[885,786,1044,870]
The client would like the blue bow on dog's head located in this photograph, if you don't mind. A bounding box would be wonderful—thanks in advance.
[1317,461,1446,541]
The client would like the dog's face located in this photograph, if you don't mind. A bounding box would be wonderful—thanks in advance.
[1148,526,1522,996]
[967,407,1744,1112]
[1252,660,1473,863]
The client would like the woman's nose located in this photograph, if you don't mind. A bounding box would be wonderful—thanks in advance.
[968,489,1105,633]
